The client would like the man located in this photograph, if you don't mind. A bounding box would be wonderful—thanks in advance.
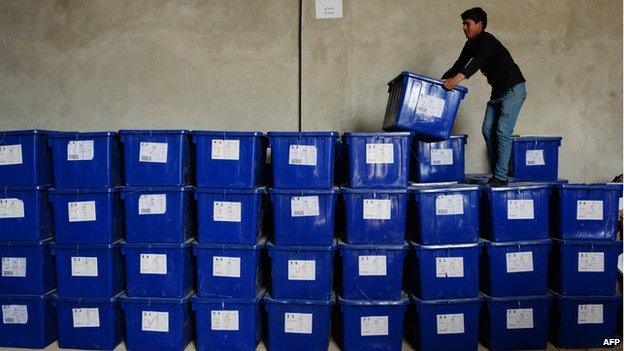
[442,7,526,187]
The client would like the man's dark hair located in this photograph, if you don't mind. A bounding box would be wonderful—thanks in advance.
[461,7,487,30]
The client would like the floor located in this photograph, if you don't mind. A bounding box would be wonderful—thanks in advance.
[1,340,619,351]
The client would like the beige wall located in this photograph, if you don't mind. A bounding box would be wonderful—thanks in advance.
[0,0,621,181]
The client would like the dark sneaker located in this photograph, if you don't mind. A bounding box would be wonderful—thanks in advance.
[486,177,508,187]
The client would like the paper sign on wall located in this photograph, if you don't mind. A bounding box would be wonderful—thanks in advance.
[2,257,26,277]
[315,0,343,19]
[67,140,94,161]
[285,312,313,334]
[0,198,25,219]
[139,142,168,163]
[360,316,389,336]
[211,140,240,160]
[0,145,23,166]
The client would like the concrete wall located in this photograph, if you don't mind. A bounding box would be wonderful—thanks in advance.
[0,0,621,181]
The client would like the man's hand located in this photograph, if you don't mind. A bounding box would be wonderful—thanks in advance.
[442,73,465,90]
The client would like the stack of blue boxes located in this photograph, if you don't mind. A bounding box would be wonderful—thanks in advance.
[549,182,622,348]
[337,132,411,351]
[190,131,267,351]
[46,131,124,350]
[117,130,194,351]
[479,182,554,351]
[0,130,56,349]
[264,131,339,351]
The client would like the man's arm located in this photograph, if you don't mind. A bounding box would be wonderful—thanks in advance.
[443,38,491,90]
[441,42,471,79]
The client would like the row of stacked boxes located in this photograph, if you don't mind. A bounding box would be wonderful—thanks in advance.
[0,71,622,351]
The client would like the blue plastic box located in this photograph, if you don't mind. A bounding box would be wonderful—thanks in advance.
[121,186,193,243]
[550,292,621,348]
[510,136,562,181]
[52,241,124,298]
[343,132,413,188]
[464,173,569,186]
[482,184,551,242]
[47,131,121,188]
[195,187,265,245]
[0,185,52,241]
[264,293,334,351]
[54,292,123,350]
[269,187,338,246]
[338,241,407,300]
[0,291,56,349]
[192,131,267,188]
[193,239,265,298]
[0,130,53,186]
[481,293,552,351]
[549,238,622,296]
[267,131,338,189]
[267,242,335,300]
[48,187,123,244]
[192,290,264,351]
[342,188,408,244]
[407,242,481,300]
[120,292,193,351]
[409,184,481,245]
[552,183,621,241]
[412,135,467,183]
[119,130,191,187]
[122,239,194,298]
[338,294,408,351]
[481,239,551,297]
[0,238,55,295]
[382,72,468,141]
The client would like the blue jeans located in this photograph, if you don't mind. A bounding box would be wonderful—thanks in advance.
[482,82,527,180]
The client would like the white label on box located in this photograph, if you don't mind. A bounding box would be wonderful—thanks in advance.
[72,308,100,328]
[288,145,317,166]
[266,147,272,164]
[578,252,605,272]
[358,255,387,276]
[139,142,168,163]
[211,140,240,160]
[431,149,454,166]
[506,252,534,273]
[506,308,534,329]
[315,0,343,19]
[0,199,25,219]
[284,312,312,334]
[1,257,26,277]
[525,150,545,166]
[435,194,464,215]
[142,311,169,332]
[436,257,464,278]
[213,201,242,222]
[2,305,27,324]
[365,143,394,164]
[288,260,315,281]
[140,254,167,275]
[0,145,23,166]
[360,316,389,336]
[436,313,465,334]
[211,310,239,331]
[507,200,535,220]
[362,199,391,220]
[213,256,241,278]
[67,140,94,161]
[291,196,319,217]
[416,92,446,118]
[619,197,623,211]
[578,304,603,324]
[68,201,96,222]
[576,200,603,220]
[71,257,98,277]
[139,194,167,215]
